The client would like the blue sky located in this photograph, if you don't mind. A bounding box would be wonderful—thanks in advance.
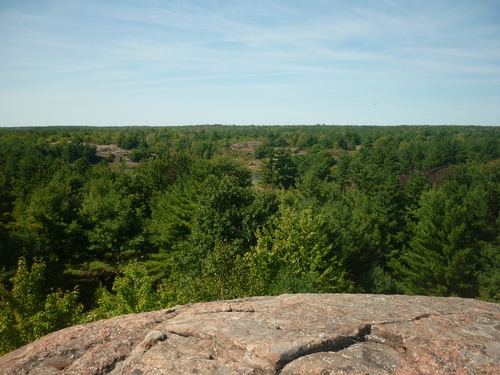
[1,0,499,126]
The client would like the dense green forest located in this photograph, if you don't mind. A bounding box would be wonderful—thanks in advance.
[1,125,499,354]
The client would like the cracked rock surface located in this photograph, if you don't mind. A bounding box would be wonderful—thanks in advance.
[1,294,499,374]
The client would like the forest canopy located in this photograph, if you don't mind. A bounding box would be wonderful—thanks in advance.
[0,124,499,355]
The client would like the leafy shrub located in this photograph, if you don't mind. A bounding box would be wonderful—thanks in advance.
[0,258,83,356]
[89,262,162,320]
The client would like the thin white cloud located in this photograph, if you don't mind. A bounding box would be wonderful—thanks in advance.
[0,0,499,125]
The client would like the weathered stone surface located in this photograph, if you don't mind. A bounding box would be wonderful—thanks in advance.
[1,294,499,374]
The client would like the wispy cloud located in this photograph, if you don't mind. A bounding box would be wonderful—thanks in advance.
[1,0,499,125]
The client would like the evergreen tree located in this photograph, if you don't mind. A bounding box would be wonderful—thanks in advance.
[262,148,297,189]
[394,165,498,297]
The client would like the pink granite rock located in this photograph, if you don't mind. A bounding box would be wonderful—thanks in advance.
[1,294,499,374]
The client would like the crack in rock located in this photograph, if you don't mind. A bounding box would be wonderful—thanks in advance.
[365,329,407,355]
[275,324,372,373]
[363,313,454,356]
[230,307,256,313]
[193,305,256,314]
[102,354,128,375]
[364,312,455,355]
[106,331,169,374]
[135,330,168,358]
[107,313,453,374]
[376,312,453,326]
[275,315,445,374]
[159,308,177,319]
[166,330,195,338]
[132,331,167,364]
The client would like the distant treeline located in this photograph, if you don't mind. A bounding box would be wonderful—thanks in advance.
[0,125,499,355]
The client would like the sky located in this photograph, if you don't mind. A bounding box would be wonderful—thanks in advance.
[1,0,500,126]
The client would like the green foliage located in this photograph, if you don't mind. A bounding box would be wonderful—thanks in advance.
[191,154,252,187]
[195,175,255,244]
[149,179,200,251]
[135,152,192,198]
[9,169,84,265]
[267,268,317,295]
[178,240,247,303]
[91,262,162,319]
[262,148,297,189]
[478,242,500,302]
[245,204,355,295]
[254,142,273,159]
[393,165,499,297]
[79,165,145,262]
[323,189,400,289]
[171,175,260,288]
[369,265,400,294]
[0,124,498,354]
[0,258,83,356]
[129,148,149,162]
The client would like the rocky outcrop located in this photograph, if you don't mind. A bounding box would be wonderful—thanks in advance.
[1,294,499,374]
